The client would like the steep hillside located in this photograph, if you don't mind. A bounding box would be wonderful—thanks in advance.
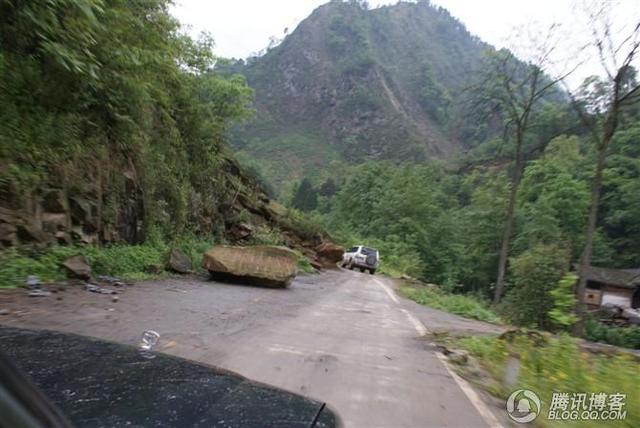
[0,0,330,262]
[230,0,494,190]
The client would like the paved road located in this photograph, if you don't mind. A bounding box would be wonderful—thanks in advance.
[0,269,501,427]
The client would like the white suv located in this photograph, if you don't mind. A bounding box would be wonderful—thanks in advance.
[341,246,379,274]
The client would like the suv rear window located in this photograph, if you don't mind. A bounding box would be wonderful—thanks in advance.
[361,247,377,255]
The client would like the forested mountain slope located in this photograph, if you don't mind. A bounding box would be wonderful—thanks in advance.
[0,0,326,255]
[229,0,497,189]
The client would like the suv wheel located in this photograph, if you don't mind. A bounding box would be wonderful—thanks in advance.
[359,267,365,273]
[369,269,376,275]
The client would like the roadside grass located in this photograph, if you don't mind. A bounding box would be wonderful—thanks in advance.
[0,235,215,288]
[452,333,639,428]
[295,252,316,274]
[400,285,502,324]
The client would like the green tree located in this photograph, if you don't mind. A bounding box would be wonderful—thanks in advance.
[502,244,570,329]
[475,44,570,304]
[515,136,590,257]
[291,178,318,212]
[571,5,640,334]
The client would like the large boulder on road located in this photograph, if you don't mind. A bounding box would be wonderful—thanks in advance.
[315,241,344,265]
[202,245,298,288]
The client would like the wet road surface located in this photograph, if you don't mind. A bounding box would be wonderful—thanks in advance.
[0,269,503,427]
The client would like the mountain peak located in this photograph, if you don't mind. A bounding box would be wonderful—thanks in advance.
[231,0,493,189]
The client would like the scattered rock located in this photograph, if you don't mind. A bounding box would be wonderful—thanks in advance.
[144,264,164,274]
[443,348,469,365]
[230,222,254,240]
[62,255,92,280]
[167,249,192,274]
[85,283,117,295]
[28,288,51,297]
[315,241,344,265]
[202,245,298,288]
[0,309,9,315]
[309,259,323,271]
[25,276,51,297]
[25,275,42,288]
[112,295,119,303]
[97,275,126,287]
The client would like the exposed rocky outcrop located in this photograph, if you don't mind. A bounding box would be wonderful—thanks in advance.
[203,245,298,288]
[1,154,337,263]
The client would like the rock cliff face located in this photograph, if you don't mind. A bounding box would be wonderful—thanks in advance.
[1,173,143,248]
[229,1,493,188]
[0,153,337,265]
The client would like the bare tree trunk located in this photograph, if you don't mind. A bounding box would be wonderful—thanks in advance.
[574,112,617,335]
[573,150,606,335]
[494,135,524,304]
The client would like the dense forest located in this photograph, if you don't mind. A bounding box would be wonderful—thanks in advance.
[294,125,639,326]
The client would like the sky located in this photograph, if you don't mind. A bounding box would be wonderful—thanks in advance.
[171,0,640,87]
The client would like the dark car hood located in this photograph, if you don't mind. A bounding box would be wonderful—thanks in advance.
[0,326,337,428]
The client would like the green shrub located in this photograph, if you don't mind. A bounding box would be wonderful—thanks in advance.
[585,318,640,349]
[0,246,80,287]
[84,244,167,279]
[549,273,579,331]
[455,333,639,428]
[400,286,501,323]
[0,235,216,287]
[249,225,286,246]
[170,234,215,270]
[280,208,323,241]
[295,252,316,274]
[501,244,569,329]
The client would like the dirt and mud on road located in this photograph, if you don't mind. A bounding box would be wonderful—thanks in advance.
[0,269,510,427]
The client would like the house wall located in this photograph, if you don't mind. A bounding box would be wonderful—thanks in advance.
[601,285,633,308]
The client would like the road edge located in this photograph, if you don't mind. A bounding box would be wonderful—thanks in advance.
[373,277,504,428]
